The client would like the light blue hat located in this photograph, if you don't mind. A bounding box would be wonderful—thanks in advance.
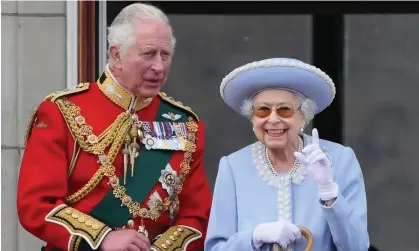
[220,58,336,115]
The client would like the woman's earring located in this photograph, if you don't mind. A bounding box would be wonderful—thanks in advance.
[300,122,305,133]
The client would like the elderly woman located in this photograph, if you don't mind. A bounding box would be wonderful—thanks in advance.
[204,58,369,251]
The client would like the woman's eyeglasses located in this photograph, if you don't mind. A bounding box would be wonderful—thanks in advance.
[252,105,299,119]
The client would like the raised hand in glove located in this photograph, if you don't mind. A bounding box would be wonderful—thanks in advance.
[294,128,339,201]
[252,220,302,249]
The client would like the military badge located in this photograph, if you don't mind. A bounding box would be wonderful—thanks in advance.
[161,112,182,121]
[147,191,164,209]
[159,164,180,197]
[159,164,180,221]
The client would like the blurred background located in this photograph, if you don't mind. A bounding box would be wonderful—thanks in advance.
[2,1,418,250]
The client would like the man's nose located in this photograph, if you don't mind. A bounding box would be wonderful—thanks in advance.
[151,55,164,73]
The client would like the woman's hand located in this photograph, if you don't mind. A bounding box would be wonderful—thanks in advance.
[252,220,302,249]
[100,229,151,251]
[295,128,339,201]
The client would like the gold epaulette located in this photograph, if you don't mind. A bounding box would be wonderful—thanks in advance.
[45,82,90,102]
[24,83,91,146]
[158,92,199,121]
[151,225,202,251]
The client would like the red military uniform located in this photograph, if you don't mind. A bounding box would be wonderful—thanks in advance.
[17,67,212,251]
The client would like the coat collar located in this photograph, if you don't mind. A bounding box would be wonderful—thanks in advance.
[97,65,152,111]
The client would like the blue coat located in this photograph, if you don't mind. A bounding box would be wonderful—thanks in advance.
[204,134,370,251]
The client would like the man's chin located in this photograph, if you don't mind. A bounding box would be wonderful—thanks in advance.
[136,88,161,99]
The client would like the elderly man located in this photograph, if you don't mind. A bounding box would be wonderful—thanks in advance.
[17,3,212,251]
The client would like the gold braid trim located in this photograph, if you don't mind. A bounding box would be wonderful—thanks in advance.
[55,98,130,155]
[68,235,82,251]
[65,117,131,204]
[158,92,199,121]
[45,204,111,250]
[57,98,131,204]
[48,83,90,102]
[151,225,202,251]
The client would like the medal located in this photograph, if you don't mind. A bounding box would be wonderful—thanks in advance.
[138,121,190,151]
[143,135,155,150]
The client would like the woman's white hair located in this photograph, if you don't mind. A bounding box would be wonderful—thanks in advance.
[240,92,317,128]
[107,3,176,67]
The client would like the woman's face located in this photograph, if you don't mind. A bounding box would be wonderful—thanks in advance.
[251,89,304,150]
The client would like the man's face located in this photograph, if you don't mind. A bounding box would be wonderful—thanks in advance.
[113,20,173,99]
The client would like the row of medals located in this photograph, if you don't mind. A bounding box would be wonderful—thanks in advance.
[122,114,189,181]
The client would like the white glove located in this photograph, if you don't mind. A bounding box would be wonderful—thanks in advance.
[252,220,302,249]
[294,128,339,201]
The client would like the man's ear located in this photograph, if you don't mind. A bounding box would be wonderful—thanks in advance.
[109,44,122,69]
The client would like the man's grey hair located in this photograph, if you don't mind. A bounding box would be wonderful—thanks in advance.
[240,92,317,128]
[107,3,176,67]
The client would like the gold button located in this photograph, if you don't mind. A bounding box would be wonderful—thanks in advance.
[87,135,98,144]
[65,209,72,214]
[174,232,179,236]
[166,240,172,245]
[177,227,183,232]
[74,116,85,125]
[139,208,148,217]
[170,236,176,241]
[127,220,134,228]
[92,224,100,230]
[85,220,92,226]
[71,213,78,218]
[78,216,86,222]
[162,244,167,249]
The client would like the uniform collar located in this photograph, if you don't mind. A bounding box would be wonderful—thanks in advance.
[97,65,152,111]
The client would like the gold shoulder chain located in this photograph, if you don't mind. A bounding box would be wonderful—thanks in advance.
[55,98,131,204]
[65,116,131,204]
[55,98,130,155]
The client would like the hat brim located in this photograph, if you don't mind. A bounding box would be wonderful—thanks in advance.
[222,65,335,115]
